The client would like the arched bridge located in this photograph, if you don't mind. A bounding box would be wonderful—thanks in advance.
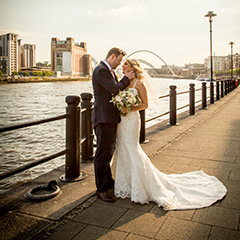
[124,50,177,76]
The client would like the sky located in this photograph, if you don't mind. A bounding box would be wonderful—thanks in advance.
[0,0,240,67]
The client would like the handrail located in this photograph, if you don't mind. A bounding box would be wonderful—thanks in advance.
[0,95,91,182]
[145,79,236,125]
[0,149,69,181]
[0,114,69,133]
[146,111,170,123]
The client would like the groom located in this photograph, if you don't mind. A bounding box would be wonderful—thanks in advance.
[92,47,135,202]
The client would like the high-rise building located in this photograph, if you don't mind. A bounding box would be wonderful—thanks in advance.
[21,43,36,68]
[205,55,229,72]
[0,33,19,75]
[0,56,8,76]
[51,37,92,77]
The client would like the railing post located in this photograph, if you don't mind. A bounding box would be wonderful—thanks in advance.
[227,80,230,93]
[169,85,177,125]
[201,82,207,109]
[60,95,85,182]
[81,93,94,162]
[189,83,195,115]
[216,81,220,100]
[210,82,214,104]
[221,81,224,98]
[140,110,148,143]
[225,80,228,95]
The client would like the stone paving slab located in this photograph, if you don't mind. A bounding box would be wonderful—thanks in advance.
[0,212,52,240]
[155,217,211,240]
[192,206,240,230]
[209,227,240,240]
[111,209,166,238]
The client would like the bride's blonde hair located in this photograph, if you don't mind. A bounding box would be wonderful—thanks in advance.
[126,58,144,81]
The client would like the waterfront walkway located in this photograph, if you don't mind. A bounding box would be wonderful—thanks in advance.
[0,86,240,240]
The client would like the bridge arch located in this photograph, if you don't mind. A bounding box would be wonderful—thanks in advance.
[124,50,176,76]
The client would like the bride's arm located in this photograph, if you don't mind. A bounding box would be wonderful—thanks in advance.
[131,81,148,111]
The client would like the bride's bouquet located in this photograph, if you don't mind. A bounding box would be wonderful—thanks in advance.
[110,89,141,116]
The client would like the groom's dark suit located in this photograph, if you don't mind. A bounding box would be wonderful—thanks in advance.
[92,61,130,193]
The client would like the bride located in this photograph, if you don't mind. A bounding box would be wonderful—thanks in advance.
[111,58,227,211]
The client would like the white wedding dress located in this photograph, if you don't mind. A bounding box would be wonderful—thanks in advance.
[111,87,227,211]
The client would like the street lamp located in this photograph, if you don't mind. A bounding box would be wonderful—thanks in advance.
[229,41,234,81]
[236,53,239,77]
[205,10,217,104]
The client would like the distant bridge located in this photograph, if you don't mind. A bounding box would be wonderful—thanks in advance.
[124,50,177,76]
[92,50,178,78]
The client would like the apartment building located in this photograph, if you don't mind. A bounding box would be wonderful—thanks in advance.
[205,55,230,72]
[0,33,19,75]
[51,37,92,77]
[21,43,36,68]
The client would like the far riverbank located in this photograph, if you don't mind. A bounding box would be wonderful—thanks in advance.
[0,76,91,84]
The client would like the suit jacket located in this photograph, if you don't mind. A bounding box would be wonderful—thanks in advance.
[92,61,130,127]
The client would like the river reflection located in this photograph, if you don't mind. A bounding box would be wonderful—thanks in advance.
[0,79,202,193]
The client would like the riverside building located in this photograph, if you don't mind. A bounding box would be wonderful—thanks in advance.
[0,33,19,75]
[20,43,36,68]
[51,37,92,77]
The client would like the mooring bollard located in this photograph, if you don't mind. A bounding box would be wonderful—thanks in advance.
[169,85,177,125]
[221,81,224,98]
[81,93,94,162]
[201,82,207,109]
[216,81,220,100]
[60,95,85,182]
[189,83,195,115]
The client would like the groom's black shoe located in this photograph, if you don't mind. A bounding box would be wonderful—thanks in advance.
[97,191,115,203]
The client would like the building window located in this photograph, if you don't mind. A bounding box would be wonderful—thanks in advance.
[56,52,63,71]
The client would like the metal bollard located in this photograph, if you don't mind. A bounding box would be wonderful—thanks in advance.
[201,82,207,109]
[210,82,214,104]
[189,83,195,115]
[60,95,85,182]
[216,81,220,100]
[140,110,148,143]
[81,93,94,162]
[221,81,224,98]
[169,85,177,125]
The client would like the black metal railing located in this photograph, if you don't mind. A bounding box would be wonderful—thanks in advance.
[0,93,94,182]
[0,79,239,183]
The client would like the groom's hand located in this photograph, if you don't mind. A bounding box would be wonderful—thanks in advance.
[125,70,135,81]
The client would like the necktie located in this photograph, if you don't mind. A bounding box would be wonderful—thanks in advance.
[110,69,115,78]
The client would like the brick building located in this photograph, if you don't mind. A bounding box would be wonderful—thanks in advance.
[51,37,92,77]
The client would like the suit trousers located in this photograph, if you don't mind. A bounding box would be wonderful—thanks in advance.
[94,123,117,192]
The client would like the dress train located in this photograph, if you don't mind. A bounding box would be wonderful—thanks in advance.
[111,110,227,211]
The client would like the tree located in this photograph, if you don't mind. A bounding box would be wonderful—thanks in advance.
[22,72,29,76]
[12,71,18,76]
[43,70,54,76]
[32,71,43,76]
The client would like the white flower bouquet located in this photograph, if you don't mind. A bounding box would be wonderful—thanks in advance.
[110,89,141,116]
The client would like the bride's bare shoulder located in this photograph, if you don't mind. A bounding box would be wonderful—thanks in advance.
[136,79,146,89]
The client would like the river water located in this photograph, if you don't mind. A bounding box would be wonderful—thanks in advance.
[0,78,203,194]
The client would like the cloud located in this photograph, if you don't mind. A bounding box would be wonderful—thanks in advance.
[87,6,146,18]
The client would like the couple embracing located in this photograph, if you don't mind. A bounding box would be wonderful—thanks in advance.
[92,47,227,210]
